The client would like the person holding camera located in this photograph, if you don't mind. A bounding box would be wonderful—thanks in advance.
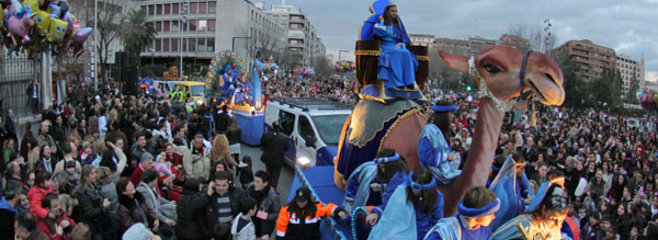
[36,193,76,239]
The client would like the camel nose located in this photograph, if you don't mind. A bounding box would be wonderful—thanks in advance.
[528,72,565,106]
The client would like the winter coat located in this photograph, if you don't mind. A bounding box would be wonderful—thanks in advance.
[248,185,280,237]
[117,192,157,236]
[231,214,256,240]
[136,181,171,222]
[176,191,211,240]
[27,186,53,219]
[73,185,115,236]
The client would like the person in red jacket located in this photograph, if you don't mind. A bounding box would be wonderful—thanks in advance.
[130,152,154,187]
[275,187,347,239]
[36,193,76,240]
[28,171,54,222]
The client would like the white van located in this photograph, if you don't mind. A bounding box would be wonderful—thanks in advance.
[264,98,352,167]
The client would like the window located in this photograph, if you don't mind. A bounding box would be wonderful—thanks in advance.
[182,38,187,51]
[279,111,295,136]
[298,116,315,140]
[188,38,196,51]
[208,2,216,13]
[163,39,170,51]
[171,21,179,32]
[207,38,214,52]
[155,21,161,32]
[198,39,206,51]
[173,3,179,14]
[155,39,161,51]
[198,20,207,31]
[208,19,215,31]
[148,5,154,15]
[172,38,178,51]
[164,4,171,14]
[190,2,197,14]
[163,21,170,32]
[156,4,163,15]
[198,2,206,14]
[182,21,188,31]
[189,20,196,31]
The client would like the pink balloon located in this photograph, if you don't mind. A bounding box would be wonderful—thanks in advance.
[7,14,33,44]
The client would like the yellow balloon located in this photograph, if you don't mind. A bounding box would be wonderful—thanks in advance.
[47,18,68,42]
[32,10,51,36]
[23,0,39,13]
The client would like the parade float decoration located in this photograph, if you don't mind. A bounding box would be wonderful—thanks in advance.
[335,60,356,72]
[638,90,658,111]
[162,66,180,80]
[206,50,264,146]
[2,0,93,58]
[335,0,566,221]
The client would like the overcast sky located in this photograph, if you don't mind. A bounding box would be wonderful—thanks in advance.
[266,0,657,81]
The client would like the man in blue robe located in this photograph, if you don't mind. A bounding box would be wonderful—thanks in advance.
[424,186,500,240]
[418,102,461,184]
[488,153,534,232]
[490,182,569,240]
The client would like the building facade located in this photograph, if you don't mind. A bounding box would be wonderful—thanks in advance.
[265,1,326,66]
[137,0,286,76]
[500,34,531,50]
[553,39,617,81]
[616,54,644,97]
[409,34,436,48]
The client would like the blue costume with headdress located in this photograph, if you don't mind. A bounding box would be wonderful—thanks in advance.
[487,155,534,232]
[490,182,570,240]
[424,198,501,240]
[367,171,444,240]
[372,2,418,90]
[418,104,462,184]
[343,153,403,213]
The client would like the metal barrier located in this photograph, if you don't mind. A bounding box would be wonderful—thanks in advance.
[0,54,41,118]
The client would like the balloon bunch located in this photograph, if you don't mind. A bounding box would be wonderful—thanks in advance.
[335,60,355,72]
[295,67,315,79]
[2,0,93,58]
[261,61,278,72]
[637,90,658,111]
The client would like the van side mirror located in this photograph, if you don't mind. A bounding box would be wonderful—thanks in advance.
[304,135,316,148]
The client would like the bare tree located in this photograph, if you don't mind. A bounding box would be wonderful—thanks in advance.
[507,23,557,53]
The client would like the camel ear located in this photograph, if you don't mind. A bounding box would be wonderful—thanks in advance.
[439,51,469,73]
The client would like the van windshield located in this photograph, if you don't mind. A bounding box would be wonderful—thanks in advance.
[190,85,205,96]
[312,114,349,146]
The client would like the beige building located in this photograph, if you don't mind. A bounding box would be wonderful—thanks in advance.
[553,39,616,81]
[265,1,326,66]
[616,54,644,97]
[435,37,470,57]
[410,34,436,48]
[500,34,530,50]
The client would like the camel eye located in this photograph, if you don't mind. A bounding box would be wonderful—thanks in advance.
[483,63,501,74]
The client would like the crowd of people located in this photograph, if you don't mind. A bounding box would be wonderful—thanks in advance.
[1,68,658,240]
[0,81,299,240]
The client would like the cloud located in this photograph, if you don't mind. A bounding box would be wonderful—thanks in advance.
[278,0,656,73]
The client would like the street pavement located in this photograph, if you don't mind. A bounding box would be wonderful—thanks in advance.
[240,143,294,204]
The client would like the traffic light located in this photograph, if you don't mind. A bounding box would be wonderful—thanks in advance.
[466,85,472,92]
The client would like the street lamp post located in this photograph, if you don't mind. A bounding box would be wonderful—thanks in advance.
[338,49,348,62]
[180,0,189,80]
[93,0,98,90]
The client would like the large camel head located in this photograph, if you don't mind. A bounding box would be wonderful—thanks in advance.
[440,45,565,106]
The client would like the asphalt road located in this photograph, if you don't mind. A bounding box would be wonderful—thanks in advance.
[240,143,295,204]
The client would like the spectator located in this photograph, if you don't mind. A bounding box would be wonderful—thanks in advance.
[69,223,92,240]
[211,134,238,169]
[98,140,128,182]
[0,180,23,237]
[54,142,82,174]
[238,155,254,190]
[259,121,289,188]
[207,171,244,239]
[96,166,119,215]
[227,116,242,162]
[37,120,57,153]
[231,197,257,240]
[175,177,211,240]
[73,165,115,239]
[248,171,280,240]
[15,210,49,240]
[116,177,159,236]
[34,145,56,174]
[136,169,177,227]
[27,171,54,222]
[131,152,155,187]
[215,105,230,134]
[183,134,211,181]
[36,193,76,240]
[26,79,39,114]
